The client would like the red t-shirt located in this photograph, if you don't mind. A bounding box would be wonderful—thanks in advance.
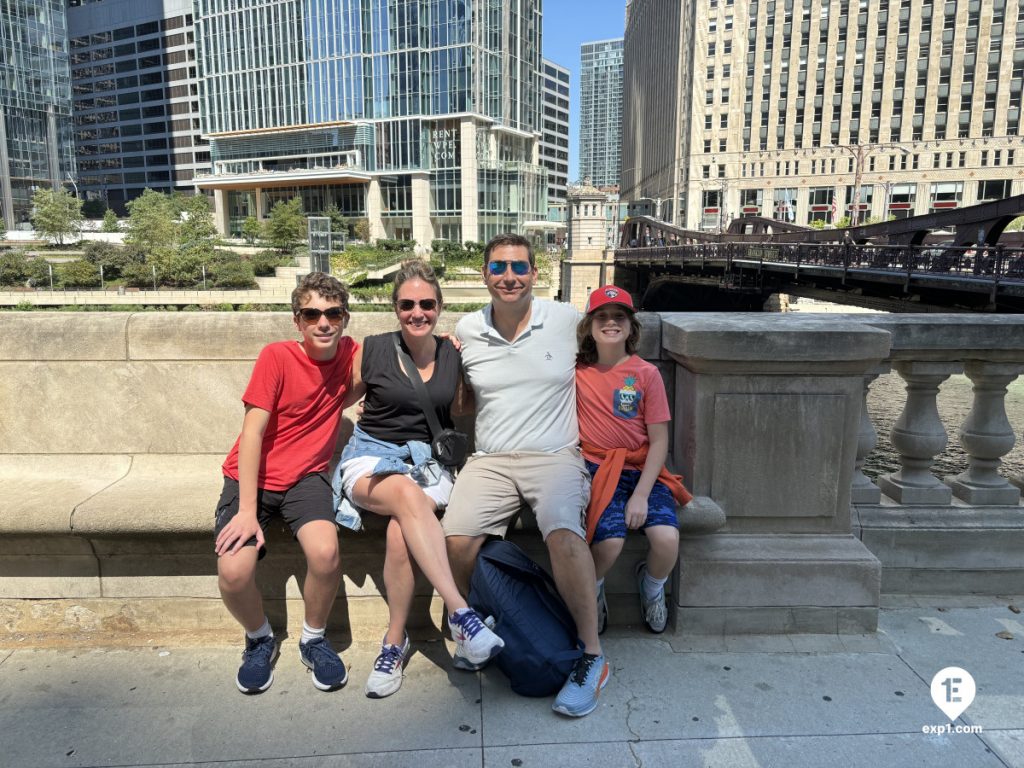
[576,355,671,470]
[222,337,358,491]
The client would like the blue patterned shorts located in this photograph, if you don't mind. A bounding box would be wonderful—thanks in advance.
[586,460,679,544]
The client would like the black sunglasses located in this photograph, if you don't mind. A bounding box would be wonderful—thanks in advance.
[396,298,438,312]
[296,307,346,322]
[487,260,532,276]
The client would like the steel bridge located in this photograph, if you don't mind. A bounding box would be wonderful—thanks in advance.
[615,194,1024,312]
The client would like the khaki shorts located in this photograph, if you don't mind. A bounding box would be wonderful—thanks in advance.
[441,448,590,540]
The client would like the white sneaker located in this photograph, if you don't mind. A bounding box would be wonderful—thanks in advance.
[449,608,504,666]
[635,561,668,634]
[364,634,410,699]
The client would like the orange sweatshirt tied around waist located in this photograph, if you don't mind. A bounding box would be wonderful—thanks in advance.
[581,440,694,544]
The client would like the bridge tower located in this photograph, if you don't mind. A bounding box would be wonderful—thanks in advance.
[561,180,617,309]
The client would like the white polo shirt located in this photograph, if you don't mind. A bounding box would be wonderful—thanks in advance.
[456,298,582,454]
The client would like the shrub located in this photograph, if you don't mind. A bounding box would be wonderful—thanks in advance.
[249,249,289,276]
[26,257,54,288]
[210,260,257,289]
[122,262,155,289]
[82,199,108,219]
[0,251,30,286]
[58,260,101,288]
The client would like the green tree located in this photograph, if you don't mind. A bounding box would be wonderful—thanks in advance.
[178,194,217,262]
[1005,216,1024,232]
[125,189,179,260]
[31,187,83,246]
[101,209,120,233]
[323,203,347,236]
[264,197,306,253]
[241,216,262,245]
[353,218,370,242]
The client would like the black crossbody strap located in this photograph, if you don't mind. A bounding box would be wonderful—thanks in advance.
[392,333,444,440]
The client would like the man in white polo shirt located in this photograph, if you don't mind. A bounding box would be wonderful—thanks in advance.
[443,233,608,718]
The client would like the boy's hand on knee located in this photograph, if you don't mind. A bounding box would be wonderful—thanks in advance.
[625,495,648,530]
[215,514,264,556]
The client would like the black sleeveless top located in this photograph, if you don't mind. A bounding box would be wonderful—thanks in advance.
[357,332,459,445]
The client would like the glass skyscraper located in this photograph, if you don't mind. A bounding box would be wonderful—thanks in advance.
[1,0,76,229]
[579,38,623,189]
[67,0,205,215]
[194,0,546,243]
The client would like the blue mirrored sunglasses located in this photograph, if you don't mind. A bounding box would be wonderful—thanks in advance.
[487,259,532,276]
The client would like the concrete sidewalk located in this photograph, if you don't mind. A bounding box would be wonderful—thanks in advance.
[2,597,1022,768]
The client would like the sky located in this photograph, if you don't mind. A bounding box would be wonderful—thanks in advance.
[542,0,627,183]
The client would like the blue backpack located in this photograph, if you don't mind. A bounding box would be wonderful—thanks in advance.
[468,540,583,697]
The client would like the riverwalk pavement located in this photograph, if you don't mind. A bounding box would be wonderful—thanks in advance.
[2,595,1023,768]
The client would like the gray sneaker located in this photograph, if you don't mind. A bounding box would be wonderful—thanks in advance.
[635,561,667,633]
[597,581,608,635]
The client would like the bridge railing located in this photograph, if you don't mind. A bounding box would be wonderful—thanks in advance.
[618,242,1024,281]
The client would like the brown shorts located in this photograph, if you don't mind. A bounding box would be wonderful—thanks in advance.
[441,448,590,541]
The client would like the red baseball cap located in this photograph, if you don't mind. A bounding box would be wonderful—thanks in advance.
[585,285,635,314]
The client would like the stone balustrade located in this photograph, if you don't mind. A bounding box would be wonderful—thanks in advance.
[843,316,1024,594]
[1,311,1022,643]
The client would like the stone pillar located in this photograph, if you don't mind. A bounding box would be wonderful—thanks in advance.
[410,171,432,253]
[211,188,230,236]
[946,361,1024,505]
[876,361,961,505]
[666,314,889,634]
[459,119,479,243]
[366,178,385,242]
[851,364,890,504]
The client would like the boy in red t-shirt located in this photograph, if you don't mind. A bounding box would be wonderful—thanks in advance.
[215,272,359,694]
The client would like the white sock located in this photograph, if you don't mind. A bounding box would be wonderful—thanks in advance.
[301,621,326,644]
[642,573,668,601]
[245,617,272,640]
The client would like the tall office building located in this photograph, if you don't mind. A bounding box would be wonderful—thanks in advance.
[1,1,76,229]
[66,0,207,214]
[541,59,570,205]
[194,0,546,243]
[623,0,1024,231]
[579,38,623,189]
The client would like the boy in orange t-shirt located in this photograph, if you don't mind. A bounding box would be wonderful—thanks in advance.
[576,286,691,635]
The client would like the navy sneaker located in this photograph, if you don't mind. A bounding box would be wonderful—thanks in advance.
[299,636,348,691]
[235,634,277,694]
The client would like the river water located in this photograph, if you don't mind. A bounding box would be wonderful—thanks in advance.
[786,297,1024,481]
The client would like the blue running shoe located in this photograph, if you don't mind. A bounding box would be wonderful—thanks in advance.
[299,636,348,691]
[552,653,610,717]
[449,608,504,668]
[235,634,277,695]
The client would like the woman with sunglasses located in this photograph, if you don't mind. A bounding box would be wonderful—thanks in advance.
[335,258,503,699]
